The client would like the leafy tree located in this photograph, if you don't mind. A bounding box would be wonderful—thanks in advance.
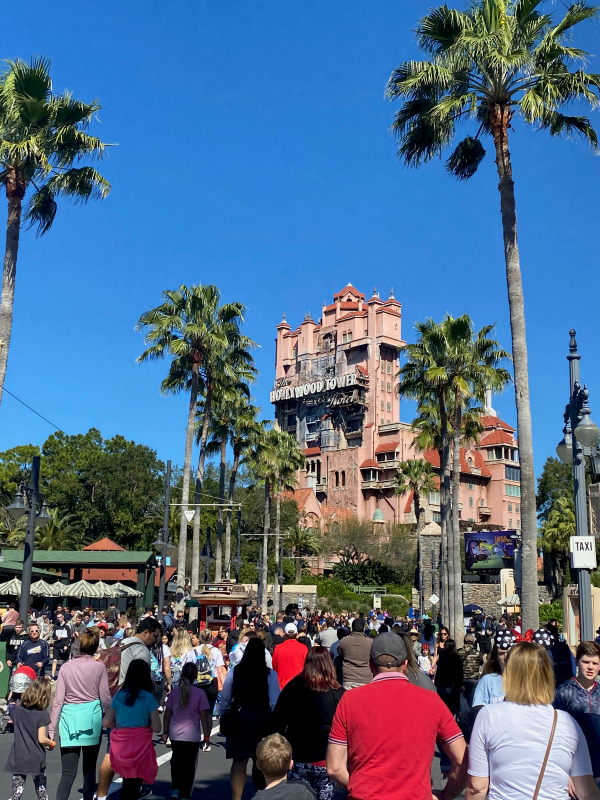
[8,508,86,551]
[386,0,600,634]
[395,458,438,534]
[135,284,248,607]
[539,496,575,593]
[536,455,586,521]
[272,431,306,599]
[286,524,322,584]
[0,57,111,408]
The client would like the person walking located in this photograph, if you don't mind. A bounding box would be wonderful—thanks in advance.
[4,677,55,800]
[102,660,161,800]
[468,641,599,800]
[193,630,226,728]
[326,633,467,800]
[336,618,372,691]
[434,639,464,716]
[272,648,344,800]
[169,629,195,687]
[220,638,280,800]
[272,624,308,690]
[472,631,516,707]
[162,662,211,800]
[315,618,338,650]
[16,623,50,677]
[49,631,111,800]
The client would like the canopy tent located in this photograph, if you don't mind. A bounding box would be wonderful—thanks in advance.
[497,593,521,606]
[463,604,484,614]
[62,580,104,598]
[111,582,143,598]
[30,579,63,597]
[92,581,129,598]
[0,577,21,595]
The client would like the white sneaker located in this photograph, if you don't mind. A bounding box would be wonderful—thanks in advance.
[202,741,211,752]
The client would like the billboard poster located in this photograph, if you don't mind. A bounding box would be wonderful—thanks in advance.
[465,531,515,571]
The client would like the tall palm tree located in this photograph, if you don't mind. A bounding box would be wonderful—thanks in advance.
[223,397,261,579]
[0,58,111,407]
[540,496,575,591]
[8,508,83,550]
[191,343,256,588]
[394,458,438,534]
[135,284,246,609]
[398,315,510,641]
[249,426,280,606]
[386,0,599,632]
[272,431,306,603]
[286,524,322,584]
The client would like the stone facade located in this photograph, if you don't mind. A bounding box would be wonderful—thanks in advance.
[241,584,318,611]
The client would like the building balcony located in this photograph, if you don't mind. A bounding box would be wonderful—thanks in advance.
[479,506,492,517]
[361,479,379,490]
[376,459,401,471]
[361,478,396,491]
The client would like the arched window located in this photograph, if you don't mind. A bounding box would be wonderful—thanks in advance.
[508,503,512,512]
[341,471,346,487]
[335,471,339,487]
[480,498,484,507]
[469,497,473,507]
[509,518,513,527]
[292,344,297,358]
[347,331,352,342]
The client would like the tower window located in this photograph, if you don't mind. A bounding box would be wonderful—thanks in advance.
[386,363,391,374]
[341,471,346,487]
[387,382,391,392]
[386,402,391,412]
[335,471,339,487]
[469,497,473,507]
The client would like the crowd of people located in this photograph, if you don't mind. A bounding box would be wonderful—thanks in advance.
[0,599,600,800]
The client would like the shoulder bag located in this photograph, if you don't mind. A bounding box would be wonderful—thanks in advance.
[532,708,558,800]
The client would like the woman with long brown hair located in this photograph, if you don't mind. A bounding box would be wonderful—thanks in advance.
[272,647,345,800]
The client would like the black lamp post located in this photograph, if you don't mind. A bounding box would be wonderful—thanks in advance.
[153,460,175,623]
[555,330,599,642]
[6,456,51,620]
[232,509,243,583]
[278,536,285,612]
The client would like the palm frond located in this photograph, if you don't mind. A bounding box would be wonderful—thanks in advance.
[23,184,57,235]
[446,136,486,179]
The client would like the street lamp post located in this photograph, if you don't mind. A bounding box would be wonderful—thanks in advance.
[5,456,51,620]
[154,460,173,623]
[556,330,599,642]
[232,509,243,584]
[278,536,285,612]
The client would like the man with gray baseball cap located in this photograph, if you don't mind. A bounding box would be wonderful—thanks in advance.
[327,633,467,800]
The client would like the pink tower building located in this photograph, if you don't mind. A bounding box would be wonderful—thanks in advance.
[272,284,520,532]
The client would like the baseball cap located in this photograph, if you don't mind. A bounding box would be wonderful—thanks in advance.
[370,632,408,667]
[97,621,109,631]
[284,623,297,634]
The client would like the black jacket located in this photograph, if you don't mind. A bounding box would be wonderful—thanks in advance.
[272,675,344,763]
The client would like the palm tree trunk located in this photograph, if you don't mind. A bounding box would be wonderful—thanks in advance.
[451,394,464,647]
[259,477,270,607]
[491,104,539,632]
[0,187,24,410]
[191,384,213,595]
[176,365,199,611]
[224,448,240,579]
[439,389,452,630]
[295,546,302,584]
[273,477,282,609]
[215,434,227,582]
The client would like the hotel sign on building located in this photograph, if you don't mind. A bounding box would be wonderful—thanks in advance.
[272,284,521,530]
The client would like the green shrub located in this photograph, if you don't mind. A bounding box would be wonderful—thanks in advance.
[539,599,563,625]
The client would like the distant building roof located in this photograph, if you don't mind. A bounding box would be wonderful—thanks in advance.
[480,429,516,446]
[424,448,492,478]
[360,459,380,469]
[3,550,156,567]
[280,488,315,512]
[321,505,355,522]
[333,284,365,301]
[375,441,400,453]
[480,415,515,433]
[304,447,321,456]
[83,538,126,551]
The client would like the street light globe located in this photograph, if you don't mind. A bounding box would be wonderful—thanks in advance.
[574,415,600,448]
[35,502,52,528]
[556,436,573,464]
[6,490,28,520]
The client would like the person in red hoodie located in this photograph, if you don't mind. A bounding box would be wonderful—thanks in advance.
[272,623,308,689]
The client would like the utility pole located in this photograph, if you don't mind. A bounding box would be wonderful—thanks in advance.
[157,460,171,623]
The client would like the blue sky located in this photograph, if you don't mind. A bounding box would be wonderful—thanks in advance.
[1,2,599,478]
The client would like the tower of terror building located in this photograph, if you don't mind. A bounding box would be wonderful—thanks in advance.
[271,284,521,530]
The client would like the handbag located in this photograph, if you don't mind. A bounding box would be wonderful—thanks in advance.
[219,702,241,737]
[532,709,558,800]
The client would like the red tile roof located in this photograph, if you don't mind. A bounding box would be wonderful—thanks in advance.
[280,488,315,511]
[81,566,177,583]
[375,440,400,453]
[479,430,515,446]
[404,490,414,513]
[334,285,365,301]
[356,364,368,375]
[322,505,355,521]
[481,415,515,432]
[337,312,367,322]
[324,301,361,313]
[360,459,380,469]
[83,538,126,552]
[304,447,321,456]
[423,448,492,478]
[364,422,374,428]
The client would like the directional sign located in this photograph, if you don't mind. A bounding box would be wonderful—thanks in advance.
[184,509,195,523]
[570,536,597,569]
[429,593,439,606]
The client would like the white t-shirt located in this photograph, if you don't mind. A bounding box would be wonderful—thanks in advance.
[163,644,171,659]
[469,702,592,800]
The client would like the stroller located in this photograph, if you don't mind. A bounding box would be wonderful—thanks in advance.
[0,665,36,734]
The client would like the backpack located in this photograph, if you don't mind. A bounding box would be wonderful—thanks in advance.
[97,641,139,697]
[170,655,186,687]
[149,651,162,682]
[163,613,175,632]
[194,651,213,687]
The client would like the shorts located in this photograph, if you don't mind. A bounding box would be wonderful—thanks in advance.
[106,727,112,753]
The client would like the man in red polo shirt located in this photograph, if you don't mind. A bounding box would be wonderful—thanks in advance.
[272,622,308,689]
[327,633,467,800]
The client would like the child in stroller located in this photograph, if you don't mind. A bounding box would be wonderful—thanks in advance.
[0,665,37,733]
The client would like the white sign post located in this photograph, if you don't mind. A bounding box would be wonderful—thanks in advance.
[570,536,597,569]
[373,594,382,610]
[429,593,439,606]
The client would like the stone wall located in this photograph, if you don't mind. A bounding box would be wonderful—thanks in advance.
[241,584,318,611]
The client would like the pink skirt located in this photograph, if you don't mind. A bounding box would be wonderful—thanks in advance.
[109,727,158,784]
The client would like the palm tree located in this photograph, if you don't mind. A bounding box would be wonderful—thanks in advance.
[394,458,438,534]
[286,524,321,584]
[191,343,256,588]
[540,496,575,591]
[398,315,510,641]
[135,284,246,609]
[0,58,111,407]
[223,397,261,579]
[250,426,280,606]
[272,431,306,603]
[8,508,83,550]
[386,0,599,632]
